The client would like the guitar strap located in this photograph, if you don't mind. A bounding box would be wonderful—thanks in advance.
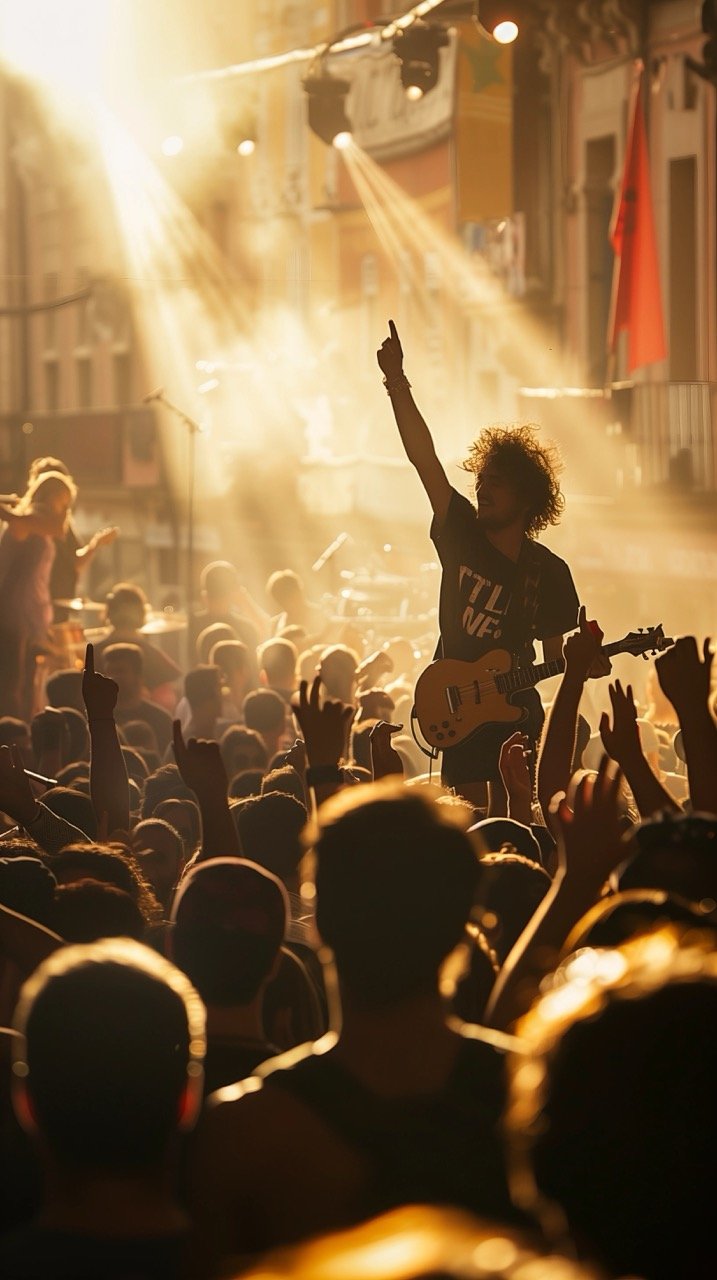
[504,540,542,658]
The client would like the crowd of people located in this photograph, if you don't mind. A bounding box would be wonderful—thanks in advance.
[0,330,713,1279]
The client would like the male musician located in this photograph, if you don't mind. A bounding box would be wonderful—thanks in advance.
[377,321,580,808]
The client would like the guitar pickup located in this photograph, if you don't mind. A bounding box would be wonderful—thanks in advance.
[446,685,461,714]
[472,680,481,704]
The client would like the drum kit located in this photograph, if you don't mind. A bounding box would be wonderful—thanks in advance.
[46,599,187,670]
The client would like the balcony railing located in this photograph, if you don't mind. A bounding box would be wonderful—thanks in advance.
[631,381,716,491]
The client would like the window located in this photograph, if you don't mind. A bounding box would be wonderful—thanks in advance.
[76,357,93,409]
[44,360,60,412]
[43,272,58,349]
[76,268,91,347]
[113,351,132,406]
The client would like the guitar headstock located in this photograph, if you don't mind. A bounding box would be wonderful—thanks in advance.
[614,624,673,659]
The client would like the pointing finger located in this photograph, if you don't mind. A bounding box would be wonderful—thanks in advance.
[172,719,186,763]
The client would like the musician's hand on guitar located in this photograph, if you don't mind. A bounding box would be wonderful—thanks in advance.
[369,721,404,781]
[550,754,625,890]
[292,676,354,768]
[655,635,713,717]
[82,643,118,721]
[599,680,642,768]
[564,606,606,680]
[377,319,404,381]
[0,744,39,827]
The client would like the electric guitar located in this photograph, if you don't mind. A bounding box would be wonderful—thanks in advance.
[413,625,672,751]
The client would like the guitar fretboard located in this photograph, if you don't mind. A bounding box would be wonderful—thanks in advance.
[495,639,628,696]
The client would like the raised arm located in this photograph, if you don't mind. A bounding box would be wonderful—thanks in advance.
[0,744,89,854]
[377,321,451,525]
[172,721,241,861]
[75,525,119,565]
[291,675,354,808]
[82,643,130,836]
[487,757,625,1030]
[0,505,66,539]
[655,636,717,814]
[599,679,679,818]
[537,607,602,832]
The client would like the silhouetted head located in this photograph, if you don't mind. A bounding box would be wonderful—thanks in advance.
[171,858,286,1007]
[311,781,477,1007]
[507,926,717,1278]
[12,939,204,1173]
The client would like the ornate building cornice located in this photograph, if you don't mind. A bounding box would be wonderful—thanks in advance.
[530,0,642,71]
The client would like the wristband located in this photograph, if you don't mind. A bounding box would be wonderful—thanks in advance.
[306,764,342,787]
[383,373,412,395]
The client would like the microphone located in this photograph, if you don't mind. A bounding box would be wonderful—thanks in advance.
[142,387,164,404]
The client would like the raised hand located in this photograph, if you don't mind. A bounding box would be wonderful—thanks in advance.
[82,643,118,720]
[498,730,532,822]
[377,319,404,381]
[655,636,713,714]
[90,526,119,551]
[550,754,625,888]
[563,605,605,680]
[283,737,307,779]
[172,720,228,799]
[292,675,354,767]
[369,720,404,780]
[599,680,642,767]
[0,744,38,827]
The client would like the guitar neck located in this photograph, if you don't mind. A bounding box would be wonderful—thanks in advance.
[499,639,627,695]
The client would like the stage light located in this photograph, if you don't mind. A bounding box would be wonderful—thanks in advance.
[161,134,184,157]
[492,19,518,43]
[303,71,352,146]
[237,137,256,156]
[393,21,450,98]
[479,3,520,44]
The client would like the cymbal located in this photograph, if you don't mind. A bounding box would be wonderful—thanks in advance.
[53,597,106,613]
[139,612,187,635]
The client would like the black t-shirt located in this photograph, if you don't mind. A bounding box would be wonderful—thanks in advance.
[431,489,579,663]
[264,1034,525,1229]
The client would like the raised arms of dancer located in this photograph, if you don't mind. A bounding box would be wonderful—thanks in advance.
[0,504,66,539]
[377,321,451,525]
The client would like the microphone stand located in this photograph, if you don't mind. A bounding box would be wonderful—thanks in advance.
[151,392,203,666]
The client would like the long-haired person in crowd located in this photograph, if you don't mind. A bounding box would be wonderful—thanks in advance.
[0,471,77,719]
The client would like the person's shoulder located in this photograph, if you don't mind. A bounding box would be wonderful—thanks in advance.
[207,1035,335,1118]
[433,487,476,536]
[528,538,573,573]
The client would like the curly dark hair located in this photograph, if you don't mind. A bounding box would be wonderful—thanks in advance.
[460,423,565,537]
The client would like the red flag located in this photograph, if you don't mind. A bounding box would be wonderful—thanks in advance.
[607,69,667,373]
